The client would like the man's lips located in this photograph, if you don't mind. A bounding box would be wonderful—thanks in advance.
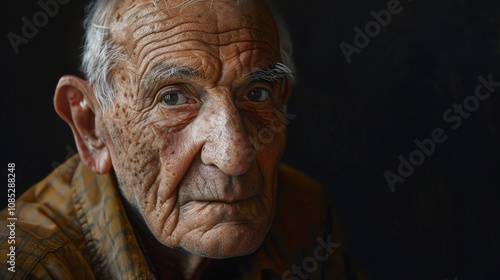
[182,195,266,223]
[178,175,264,205]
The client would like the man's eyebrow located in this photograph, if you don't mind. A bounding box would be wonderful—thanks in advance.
[141,62,295,90]
[245,63,296,84]
[141,63,202,89]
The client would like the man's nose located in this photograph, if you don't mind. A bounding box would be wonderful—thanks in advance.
[200,98,254,176]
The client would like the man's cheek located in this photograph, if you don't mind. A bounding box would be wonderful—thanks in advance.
[248,119,287,153]
[106,119,161,186]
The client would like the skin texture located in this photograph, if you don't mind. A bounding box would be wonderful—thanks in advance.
[54,0,291,278]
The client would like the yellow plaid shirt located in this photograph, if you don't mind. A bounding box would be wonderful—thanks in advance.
[0,156,349,279]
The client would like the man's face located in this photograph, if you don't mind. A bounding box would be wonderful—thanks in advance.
[96,0,289,258]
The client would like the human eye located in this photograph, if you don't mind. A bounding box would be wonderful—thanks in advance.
[245,87,272,102]
[159,89,189,106]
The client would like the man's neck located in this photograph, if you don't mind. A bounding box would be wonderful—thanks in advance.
[122,199,210,279]
[139,228,211,280]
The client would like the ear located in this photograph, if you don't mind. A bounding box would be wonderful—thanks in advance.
[54,75,112,174]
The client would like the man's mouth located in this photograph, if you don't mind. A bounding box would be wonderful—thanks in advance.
[181,195,265,222]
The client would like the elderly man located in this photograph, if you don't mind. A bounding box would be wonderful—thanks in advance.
[1,0,357,279]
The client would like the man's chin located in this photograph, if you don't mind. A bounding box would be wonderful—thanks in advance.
[182,222,269,259]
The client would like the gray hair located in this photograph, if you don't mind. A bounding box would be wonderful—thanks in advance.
[81,0,295,111]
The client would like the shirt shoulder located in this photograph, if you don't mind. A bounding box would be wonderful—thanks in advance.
[251,165,345,279]
[0,220,94,279]
[0,156,94,279]
[276,164,330,236]
[0,156,83,239]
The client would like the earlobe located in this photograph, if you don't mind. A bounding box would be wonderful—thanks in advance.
[54,75,112,174]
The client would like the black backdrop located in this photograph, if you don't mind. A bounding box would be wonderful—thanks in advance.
[1,1,499,279]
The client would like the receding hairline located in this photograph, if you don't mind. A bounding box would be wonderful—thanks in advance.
[109,0,279,43]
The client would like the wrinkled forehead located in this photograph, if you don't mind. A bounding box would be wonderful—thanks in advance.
[110,0,279,61]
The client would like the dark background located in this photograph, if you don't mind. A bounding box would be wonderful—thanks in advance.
[1,0,499,279]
